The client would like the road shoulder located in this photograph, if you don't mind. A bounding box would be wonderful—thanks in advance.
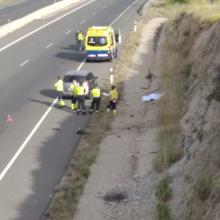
[73,17,167,220]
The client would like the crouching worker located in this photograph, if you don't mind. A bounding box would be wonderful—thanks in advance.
[70,80,78,111]
[106,85,119,116]
[89,84,101,113]
[54,76,65,107]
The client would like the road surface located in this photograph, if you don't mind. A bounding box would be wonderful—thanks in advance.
[0,0,64,26]
[0,0,147,219]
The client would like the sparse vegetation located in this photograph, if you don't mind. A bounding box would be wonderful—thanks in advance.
[193,176,214,201]
[155,178,172,220]
[156,202,172,220]
[156,178,172,202]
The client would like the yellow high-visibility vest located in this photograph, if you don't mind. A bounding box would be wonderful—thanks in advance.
[91,88,101,98]
[76,86,85,96]
[70,83,78,96]
[78,33,84,41]
[54,79,63,92]
[109,89,118,101]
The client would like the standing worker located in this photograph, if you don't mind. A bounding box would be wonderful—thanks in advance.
[70,80,78,111]
[106,85,119,116]
[89,84,101,113]
[54,76,65,107]
[76,30,84,51]
[76,81,86,115]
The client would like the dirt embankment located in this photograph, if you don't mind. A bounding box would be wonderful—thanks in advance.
[155,13,220,220]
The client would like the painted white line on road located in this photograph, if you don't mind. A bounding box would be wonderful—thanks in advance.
[80,19,86,24]
[46,43,53,48]
[0,6,5,10]
[0,0,96,52]
[0,0,141,182]
[65,29,72,35]
[0,98,58,181]
[20,59,29,67]
[110,0,139,26]
[77,60,86,71]
[92,12,96,16]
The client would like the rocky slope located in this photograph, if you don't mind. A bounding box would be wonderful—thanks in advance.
[155,13,220,220]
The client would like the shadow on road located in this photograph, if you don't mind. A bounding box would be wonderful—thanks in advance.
[14,114,89,220]
[54,51,85,62]
[59,44,77,51]
[40,89,57,99]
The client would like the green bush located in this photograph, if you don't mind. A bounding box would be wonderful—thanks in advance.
[156,202,172,220]
[156,178,172,202]
[193,176,214,201]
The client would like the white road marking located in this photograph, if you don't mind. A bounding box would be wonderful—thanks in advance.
[0,98,58,181]
[92,12,96,16]
[65,29,72,35]
[80,19,86,24]
[0,6,5,10]
[46,42,53,48]
[20,59,29,67]
[110,0,139,25]
[0,0,141,182]
[77,60,86,71]
[0,0,96,52]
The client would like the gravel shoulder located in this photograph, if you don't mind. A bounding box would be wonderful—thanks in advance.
[73,17,167,220]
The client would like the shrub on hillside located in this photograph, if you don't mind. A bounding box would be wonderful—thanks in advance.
[156,202,171,220]
[156,178,173,202]
[193,176,214,201]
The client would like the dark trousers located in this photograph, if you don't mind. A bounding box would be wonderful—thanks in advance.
[71,96,77,104]
[77,40,84,51]
[90,97,101,111]
[107,100,117,110]
[57,91,63,100]
[77,95,85,111]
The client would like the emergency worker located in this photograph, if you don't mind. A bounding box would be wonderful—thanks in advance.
[89,84,101,113]
[106,85,119,116]
[70,80,78,111]
[76,30,84,51]
[76,81,86,115]
[54,76,65,107]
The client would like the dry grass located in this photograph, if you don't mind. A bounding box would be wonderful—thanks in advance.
[144,0,220,23]
[153,47,187,171]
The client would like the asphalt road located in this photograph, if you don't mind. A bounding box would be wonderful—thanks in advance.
[0,0,64,26]
[0,0,147,219]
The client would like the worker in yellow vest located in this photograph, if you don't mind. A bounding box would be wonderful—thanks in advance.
[106,85,119,116]
[75,81,86,115]
[89,84,101,113]
[54,76,65,107]
[76,30,84,51]
[70,80,78,111]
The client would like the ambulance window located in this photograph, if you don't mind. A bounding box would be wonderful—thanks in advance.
[88,36,107,46]
[88,37,95,44]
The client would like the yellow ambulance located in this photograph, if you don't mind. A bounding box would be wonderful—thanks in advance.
[85,26,120,61]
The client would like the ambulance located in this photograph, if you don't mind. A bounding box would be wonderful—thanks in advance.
[85,26,121,61]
